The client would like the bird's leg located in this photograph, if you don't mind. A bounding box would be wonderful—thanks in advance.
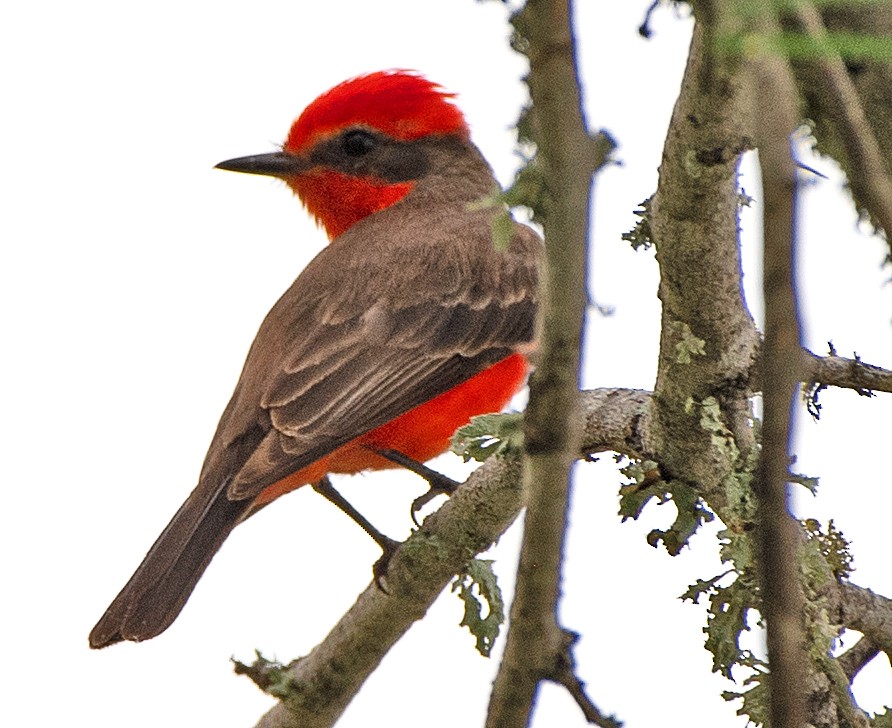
[371,448,462,526]
[312,476,399,590]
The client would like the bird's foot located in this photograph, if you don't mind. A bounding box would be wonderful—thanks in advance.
[371,535,402,593]
[373,448,462,526]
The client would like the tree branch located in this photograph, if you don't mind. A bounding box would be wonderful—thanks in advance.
[748,4,810,728]
[242,384,892,727]
[805,350,892,396]
[649,13,760,510]
[247,389,648,728]
[792,1,892,243]
[487,0,615,723]
[546,629,621,728]
[836,636,881,682]
[836,581,892,655]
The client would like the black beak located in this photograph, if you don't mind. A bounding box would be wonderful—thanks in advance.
[215,151,309,178]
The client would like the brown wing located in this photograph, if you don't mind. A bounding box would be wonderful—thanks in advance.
[89,203,539,647]
[211,204,540,497]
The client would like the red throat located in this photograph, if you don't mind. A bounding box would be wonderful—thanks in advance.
[286,172,413,240]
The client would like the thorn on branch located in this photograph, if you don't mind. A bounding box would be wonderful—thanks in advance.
[803,380,827,421]
[586,293,615,317]
[850,353,877,399]
[794,159,829,180]
[548,629,623,727]
[621,198,653,251]
[232,652,299,698]
[639,0,660,39]
[589,130,618,174]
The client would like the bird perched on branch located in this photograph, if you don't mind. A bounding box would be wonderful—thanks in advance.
[90,70,540,648]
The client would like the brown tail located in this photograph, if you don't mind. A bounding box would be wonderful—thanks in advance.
[89,485,250,648]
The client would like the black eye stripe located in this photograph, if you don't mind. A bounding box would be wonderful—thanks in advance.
[342,129,376,157]
[307,128,432,183]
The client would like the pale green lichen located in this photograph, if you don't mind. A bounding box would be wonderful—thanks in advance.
[673,321,707,364]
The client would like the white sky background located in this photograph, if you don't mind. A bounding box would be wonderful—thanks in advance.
[3,1,891,726]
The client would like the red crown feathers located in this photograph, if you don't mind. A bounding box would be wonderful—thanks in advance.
[284,71,469,152]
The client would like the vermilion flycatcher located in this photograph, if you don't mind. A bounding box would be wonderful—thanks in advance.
[89,71,540,648]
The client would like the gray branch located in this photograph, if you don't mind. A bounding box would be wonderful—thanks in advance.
[244,387,892,728]
[806,350,892,396]
[249,389,648,728]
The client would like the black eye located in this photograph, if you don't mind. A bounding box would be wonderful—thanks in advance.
[342,129,376,157]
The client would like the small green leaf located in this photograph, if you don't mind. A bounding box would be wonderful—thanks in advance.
[679,571,732,604]
[790,471,819,494]
[618,464,713,555]
[801,518,854,580]
[723,668,770,727]
[645,480,714,555]
[452,559,505,657]
[718,527,755,574]
[232,651,295,699]
[451,413,524,462]
[702,578,752,679]
[621,198,653,251]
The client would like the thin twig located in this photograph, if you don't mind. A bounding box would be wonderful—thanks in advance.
[639,0,661,38]
[548,630,622,728]
[486,0,610,723]
[748,5,809,728]
[806,350,892,395]
[793,1,892,240]
[836,636,880,682]
[836,581,892,654]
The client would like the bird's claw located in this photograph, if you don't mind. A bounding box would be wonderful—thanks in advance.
[410,486,454,527]
[369,448,462,526]
[372,535,402,593]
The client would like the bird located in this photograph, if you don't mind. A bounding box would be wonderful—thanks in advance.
[89,70,541,648]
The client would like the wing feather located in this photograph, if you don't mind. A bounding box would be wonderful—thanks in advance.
[197,203,540,503]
